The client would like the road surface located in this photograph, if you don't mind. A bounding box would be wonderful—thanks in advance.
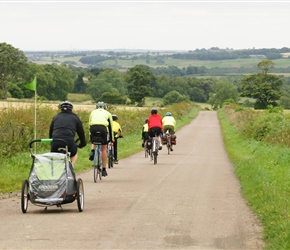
[0,111,264,249]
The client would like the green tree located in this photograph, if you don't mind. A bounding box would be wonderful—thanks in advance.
[0,43,27,99]
[73,72,87,93]
[190,87,207,102]
[279,94,290,109]
[99,68,127,95]
[208,80,239,109]
[125,65,156,106]
[87,68,127,103]
[241,60,283,109]
[42,64,74,100]
[163,90,189,105]
[87,75,112,102]
[257,59,274,74]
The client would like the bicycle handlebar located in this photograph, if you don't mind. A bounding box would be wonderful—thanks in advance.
[29,138,67,149]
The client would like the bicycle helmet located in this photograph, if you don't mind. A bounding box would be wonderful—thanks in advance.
[166,112,172,116]
[59,101,73,111]
[151,107,158,114]
[96,101,106,109]
[112,114,118,121]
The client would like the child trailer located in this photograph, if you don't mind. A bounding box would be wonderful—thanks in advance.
[21,138,84,213]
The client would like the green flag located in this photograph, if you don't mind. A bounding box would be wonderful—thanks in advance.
[24,76,36,91]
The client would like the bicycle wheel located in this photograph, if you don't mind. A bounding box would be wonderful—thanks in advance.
[93,149,99,183]
[76,178,84,212]
[153,151,158,164]
[98,165,102,180]
[108,148,114,168]
[145,147,149,158]
[21,179,29,213]
[108,150,111,168]
[152,138,158,164]
[167,137,171,154]
[94,164,98,183]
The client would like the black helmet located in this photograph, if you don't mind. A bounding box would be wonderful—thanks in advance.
[60,101,73,111]
[151,107,158,114]
[112,114,118,121]
[96,101,106,109]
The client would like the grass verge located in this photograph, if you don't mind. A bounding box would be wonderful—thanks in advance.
[218,108,290,250]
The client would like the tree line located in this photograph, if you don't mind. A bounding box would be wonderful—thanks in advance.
[1,42,290,110]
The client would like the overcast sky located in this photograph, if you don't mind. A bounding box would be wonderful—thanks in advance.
[1,1,289,51]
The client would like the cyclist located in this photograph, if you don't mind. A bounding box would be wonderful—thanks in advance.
[148,107,163,151]
[162,111,176,151]
[89,101,114,177]
[49,101,87,167]
[141,118,149,148]
[112,114,123,164]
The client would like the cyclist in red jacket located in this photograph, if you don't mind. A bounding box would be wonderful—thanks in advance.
[148,107,163,150]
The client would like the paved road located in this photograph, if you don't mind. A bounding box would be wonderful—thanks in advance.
[0,111,264,249]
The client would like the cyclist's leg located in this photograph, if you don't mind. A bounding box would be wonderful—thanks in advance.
[114,138,118,162]
[101,144,107,167]
[99,127,108,176]
[149,129,155,150]
[67,138,78,166]
[89,126,98,160]
[71,154,78,166]
[156,128,163,150]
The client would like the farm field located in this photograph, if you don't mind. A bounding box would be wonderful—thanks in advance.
[27,51,290,72]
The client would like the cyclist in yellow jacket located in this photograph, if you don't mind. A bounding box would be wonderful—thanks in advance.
[112,114,123,164]
[141,118,149,148]
[162,112,176,151]
[89,101,114,177]
[162,112,176,134]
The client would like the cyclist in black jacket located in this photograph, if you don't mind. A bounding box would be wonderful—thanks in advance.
[49,101,87,166]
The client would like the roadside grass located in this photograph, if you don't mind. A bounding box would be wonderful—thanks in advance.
[0,102,199,194]
[218,108,290,249]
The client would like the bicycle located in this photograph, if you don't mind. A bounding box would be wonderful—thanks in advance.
[165,129,172,154]
[144,139,150,158]
[150,134,159,165]
[143,135,150,158]
[107,141,114,168]
[91,132,103,183]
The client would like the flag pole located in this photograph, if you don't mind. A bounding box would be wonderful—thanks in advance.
[24,76,37,153]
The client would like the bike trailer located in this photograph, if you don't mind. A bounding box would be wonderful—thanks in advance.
[29,152,76,206]
[21,138,84,213]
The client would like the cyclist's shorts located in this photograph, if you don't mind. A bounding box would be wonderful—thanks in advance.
[149,127,162,137]
[51,137,77,157]
[90,125,108,145]
[163,125,175,135]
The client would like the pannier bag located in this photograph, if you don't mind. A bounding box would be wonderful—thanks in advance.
[171,135,177,145]
[146,139,152,149]
[162,135,167,145]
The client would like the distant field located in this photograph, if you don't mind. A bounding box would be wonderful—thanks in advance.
[0,95,210,111]
[29,54,290,73]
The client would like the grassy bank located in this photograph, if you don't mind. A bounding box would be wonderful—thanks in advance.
[218,107,290,249]
[0,102,199,194]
